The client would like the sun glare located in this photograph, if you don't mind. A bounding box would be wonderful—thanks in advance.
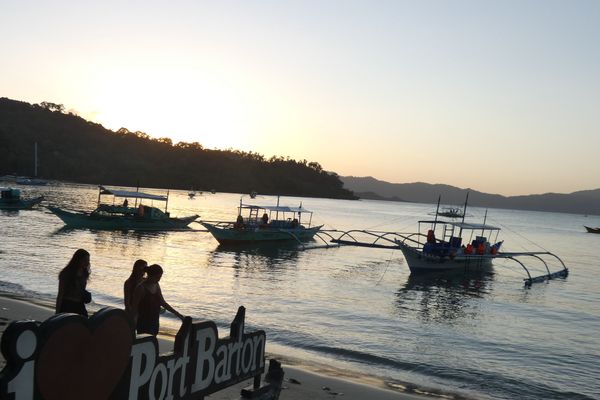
[87,68,258,152]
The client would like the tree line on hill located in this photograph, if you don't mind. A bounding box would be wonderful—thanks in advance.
[0,97,357,199]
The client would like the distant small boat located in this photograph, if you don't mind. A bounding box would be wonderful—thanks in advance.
[16,177,48,186]
[201,197,322,244]
[0,187,44,210]
[584,226,600,234]
[429,206,464,219]
[0,175,18,181]
[47,186,198,231]
[438,207,464,218]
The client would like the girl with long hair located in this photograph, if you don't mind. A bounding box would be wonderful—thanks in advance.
[124,259,147,316]
[55,249,91,317]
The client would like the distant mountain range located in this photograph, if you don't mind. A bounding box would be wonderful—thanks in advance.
[341,176,600,216]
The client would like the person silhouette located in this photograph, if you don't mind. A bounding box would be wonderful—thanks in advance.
[55,249,92,317]
[131,264,184,335]
[123,259,147,317]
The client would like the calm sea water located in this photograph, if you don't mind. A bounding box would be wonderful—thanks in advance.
[1,183,599,400]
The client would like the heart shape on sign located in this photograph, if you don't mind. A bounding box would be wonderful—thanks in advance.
[36,308,133,400]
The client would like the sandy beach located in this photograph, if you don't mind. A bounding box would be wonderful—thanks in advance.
[0,294,433,400]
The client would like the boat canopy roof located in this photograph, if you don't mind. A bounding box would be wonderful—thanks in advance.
[99,186,167,201]
[240,203,312,214]
[419,220,500,231]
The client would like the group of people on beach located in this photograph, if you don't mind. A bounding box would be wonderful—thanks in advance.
[55,249,185,335]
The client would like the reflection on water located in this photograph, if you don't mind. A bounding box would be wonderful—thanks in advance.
[400,269,495,296]
[0,210,20,215]
[396,270,495,323]
[215,242,304,258]
[208,243,302,278]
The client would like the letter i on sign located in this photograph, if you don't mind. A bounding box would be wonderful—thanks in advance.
[2,322,39,400]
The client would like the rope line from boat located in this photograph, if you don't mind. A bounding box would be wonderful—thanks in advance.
[375,249,396,286]
[487,217,550,253]
[364,215,415,231]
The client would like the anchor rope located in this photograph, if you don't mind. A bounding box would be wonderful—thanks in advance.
[365,214,415,231]
[375,249,396,286]
[487,217,549,252]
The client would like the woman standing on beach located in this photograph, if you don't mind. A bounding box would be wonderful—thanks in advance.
[55,249,91,317]
[123,259,147,317]
[131,264,184,335]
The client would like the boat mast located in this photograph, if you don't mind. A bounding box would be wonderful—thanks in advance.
[481,208,488,237]
[276,196,280,221]
[34,142,38,177]
[432,195,441,230]
[135,182,140,208]
[458,191,469,239]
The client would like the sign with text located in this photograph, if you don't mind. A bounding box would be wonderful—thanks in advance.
[0,306,266,400]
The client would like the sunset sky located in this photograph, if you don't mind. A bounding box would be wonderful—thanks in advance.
[1,1,599,195]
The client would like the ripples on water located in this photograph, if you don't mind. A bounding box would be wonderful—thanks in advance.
[1,183,599,400]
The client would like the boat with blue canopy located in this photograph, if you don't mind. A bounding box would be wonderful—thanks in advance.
[47,186,198,231]
[331,194,569,286]
[201,197,322,244]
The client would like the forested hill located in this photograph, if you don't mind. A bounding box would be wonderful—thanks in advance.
[0,98,356,199]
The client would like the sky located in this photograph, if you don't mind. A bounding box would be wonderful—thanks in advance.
[1,0,599,196]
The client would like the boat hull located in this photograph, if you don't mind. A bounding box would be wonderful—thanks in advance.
[47,206,198,231]
[584,226,600,234]
[201,222,322,244]
[0,196,44,210]
[397,242,494,273]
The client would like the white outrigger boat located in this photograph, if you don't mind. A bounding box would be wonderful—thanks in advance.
[331,195,569,286]
[201,197,323,245]
[47,186,198,231]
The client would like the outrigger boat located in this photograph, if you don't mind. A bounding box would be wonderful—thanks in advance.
[0,187,44,210]
[201,197,323,245]
[47,186,198,231]
[331,195,569,286]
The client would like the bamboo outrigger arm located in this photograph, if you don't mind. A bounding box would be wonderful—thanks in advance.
[329,229,407,249]
[498,251,569,287]
[277,230,340,250]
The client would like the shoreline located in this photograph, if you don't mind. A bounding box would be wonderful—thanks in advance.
[0,292,449,400]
